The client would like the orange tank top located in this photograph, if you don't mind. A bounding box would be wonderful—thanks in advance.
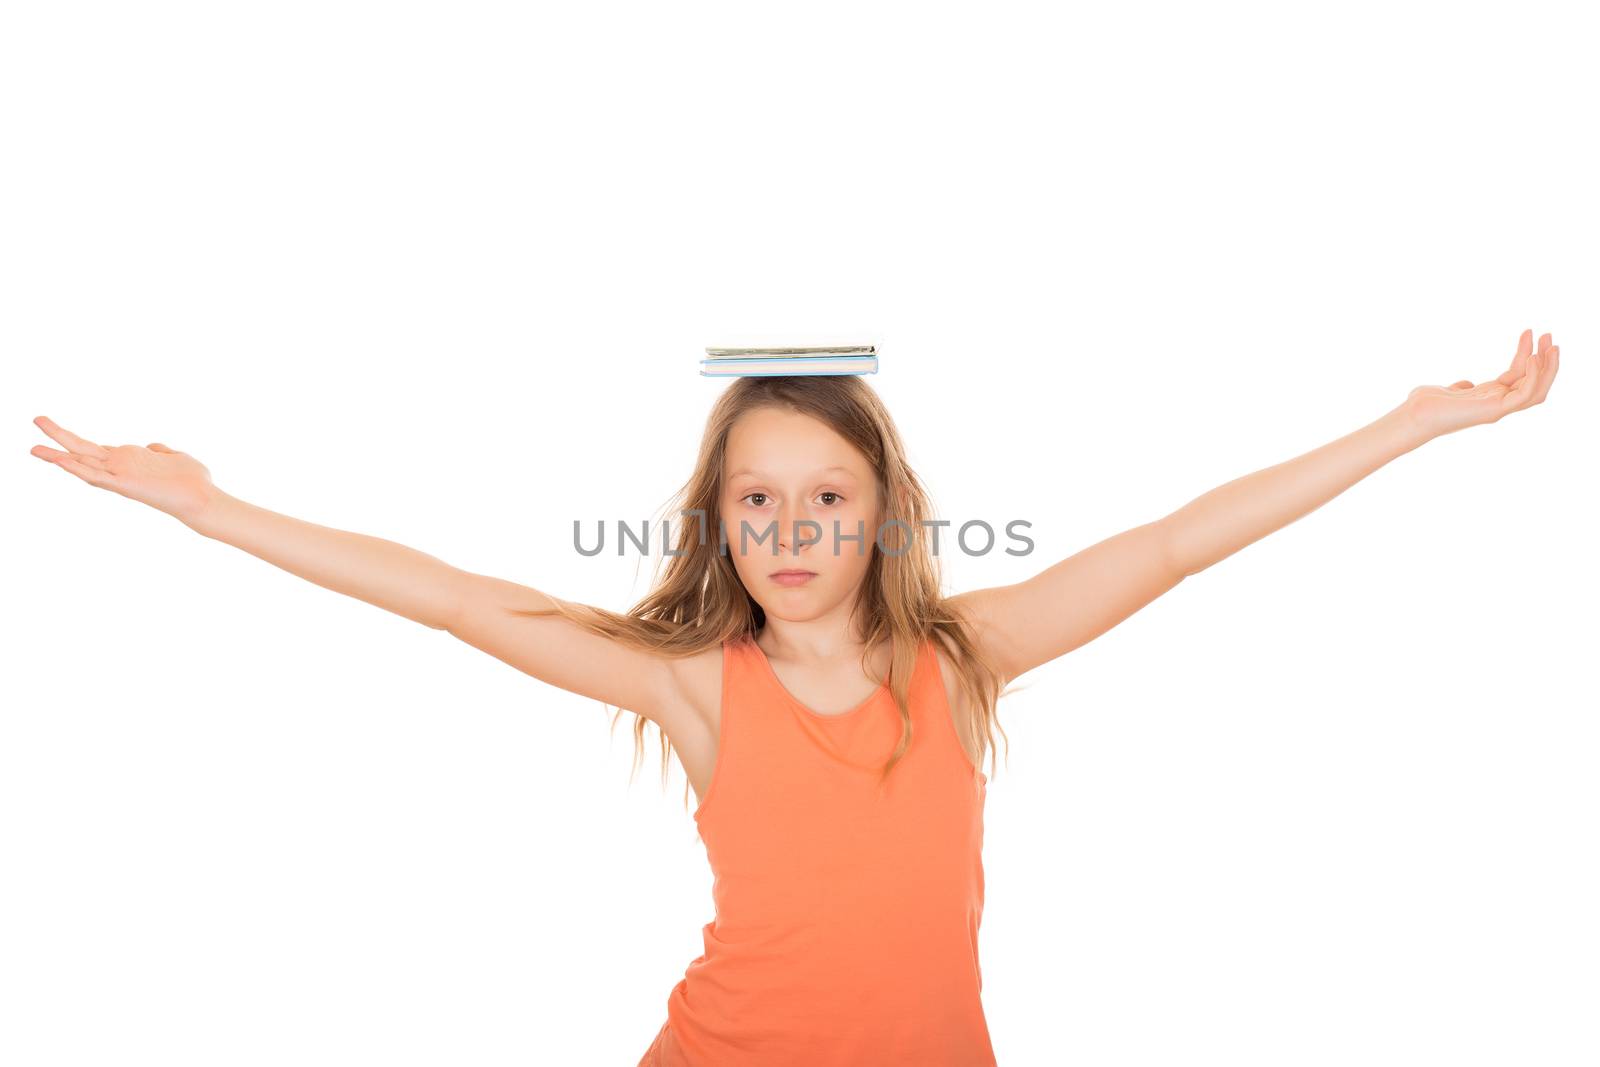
[638,632,993,1066]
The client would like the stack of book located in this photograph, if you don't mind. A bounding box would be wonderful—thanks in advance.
[701,345,878,377]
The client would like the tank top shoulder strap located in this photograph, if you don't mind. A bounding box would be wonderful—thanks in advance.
[721,633,761,692]
[906,632,939,704]
[718,632,791,740]
[911,631,988,785]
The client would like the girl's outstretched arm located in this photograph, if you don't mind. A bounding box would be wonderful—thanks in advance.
[952,329,1561,684]
[28,416,686,726]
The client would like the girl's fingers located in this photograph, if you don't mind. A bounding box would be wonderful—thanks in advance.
[32,445,111,473]
[1501,351,1541,414]
[33,416,110,460]
[1496,329,1538,386]
[1532,345,1559,404]
[52,453,118,489]
[1514,328,1533,370]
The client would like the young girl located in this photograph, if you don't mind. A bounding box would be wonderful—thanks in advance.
[29,329,1560,1066]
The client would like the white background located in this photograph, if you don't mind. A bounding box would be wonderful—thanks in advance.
[4,2,1596,1065]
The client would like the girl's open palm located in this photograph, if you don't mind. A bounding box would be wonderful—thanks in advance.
[1405,328,1560,439]
[29,416,219,525]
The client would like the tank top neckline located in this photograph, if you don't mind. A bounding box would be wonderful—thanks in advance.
[740,634,905,721]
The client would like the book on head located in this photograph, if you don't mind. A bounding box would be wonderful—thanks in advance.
[701,345,878,377]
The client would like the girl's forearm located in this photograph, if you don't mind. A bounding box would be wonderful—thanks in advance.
[1163,403,1433,578]
[185,490,468,631]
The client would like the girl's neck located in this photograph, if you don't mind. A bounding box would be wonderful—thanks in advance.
[756,620,881,666]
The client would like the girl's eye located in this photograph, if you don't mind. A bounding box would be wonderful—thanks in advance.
[741,492,843,507]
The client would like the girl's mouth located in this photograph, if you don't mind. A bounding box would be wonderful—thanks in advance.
[769,569,817,587]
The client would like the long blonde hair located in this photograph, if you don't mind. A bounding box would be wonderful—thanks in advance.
[508,374,1013,808]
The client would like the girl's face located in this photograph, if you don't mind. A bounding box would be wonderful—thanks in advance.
[720,407,882,624]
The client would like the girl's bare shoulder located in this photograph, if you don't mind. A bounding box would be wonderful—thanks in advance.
[658,642,727,735]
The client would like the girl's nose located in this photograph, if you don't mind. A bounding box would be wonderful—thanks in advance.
[776,508,815,555]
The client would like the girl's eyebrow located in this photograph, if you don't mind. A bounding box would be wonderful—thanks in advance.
[728,465,858,481]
